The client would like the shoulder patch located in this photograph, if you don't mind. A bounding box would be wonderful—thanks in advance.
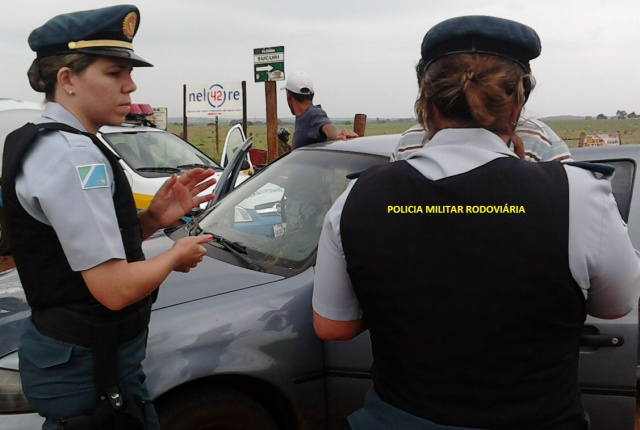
[77,164,110,189]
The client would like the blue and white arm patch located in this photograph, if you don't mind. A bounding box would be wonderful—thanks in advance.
[76,164,110,189]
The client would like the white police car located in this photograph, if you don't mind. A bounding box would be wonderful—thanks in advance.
[97,104,250,213]
[0,101,250,255]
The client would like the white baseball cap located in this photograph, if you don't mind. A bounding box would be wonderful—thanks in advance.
[282,70,314,95]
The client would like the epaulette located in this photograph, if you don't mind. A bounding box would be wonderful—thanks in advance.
[346,170,364,180]
[565,161,615,177]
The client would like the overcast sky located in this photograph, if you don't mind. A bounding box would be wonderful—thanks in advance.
[1,0,638,121]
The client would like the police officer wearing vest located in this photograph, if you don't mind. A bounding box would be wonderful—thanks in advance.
[2,5,215,430]
[312,16,640,430]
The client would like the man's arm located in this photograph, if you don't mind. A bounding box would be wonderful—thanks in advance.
[321,123,359,141]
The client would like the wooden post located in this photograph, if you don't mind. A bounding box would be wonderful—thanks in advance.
[265,81,278,162]
[182,84,188,141]
[242,81,248,137]
[215,116,219,154]
[354,113,367,137]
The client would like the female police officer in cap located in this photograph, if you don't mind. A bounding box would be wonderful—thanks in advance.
[2,5,215,429]
[312,15,640,430]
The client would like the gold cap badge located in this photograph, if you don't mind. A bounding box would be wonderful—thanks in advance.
[122,12,138,40]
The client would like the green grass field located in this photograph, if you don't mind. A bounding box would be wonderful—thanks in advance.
[543,119,640,148]
[169,118,640,164]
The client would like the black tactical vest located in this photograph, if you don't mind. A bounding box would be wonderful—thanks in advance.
[2,122,145,314]
[341,158,587,430]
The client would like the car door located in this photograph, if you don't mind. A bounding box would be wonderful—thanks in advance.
[323,150,640,430]
[570,149,639,430]
[221,124,254,173]
[209,134,253,206]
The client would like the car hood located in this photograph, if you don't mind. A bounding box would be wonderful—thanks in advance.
[0,230,282,358]
[143,231,283,309]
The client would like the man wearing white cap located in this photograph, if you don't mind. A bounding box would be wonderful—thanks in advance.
[283,71,358,149]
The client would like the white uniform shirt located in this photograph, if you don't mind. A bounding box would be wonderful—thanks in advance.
[15,103,127,271]
[313,128,640,320]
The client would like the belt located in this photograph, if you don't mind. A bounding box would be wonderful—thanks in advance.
[32,298,152,348]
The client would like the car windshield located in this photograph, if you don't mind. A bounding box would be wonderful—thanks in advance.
[197,149,387,271]
[102,130,222,171]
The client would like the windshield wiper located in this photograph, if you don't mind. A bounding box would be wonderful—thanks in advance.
[210,233,264,272]
[187,218,263,272]
[177,163,221,170]
[136,167,180,173]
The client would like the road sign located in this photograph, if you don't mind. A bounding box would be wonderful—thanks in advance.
[254,46,285,82]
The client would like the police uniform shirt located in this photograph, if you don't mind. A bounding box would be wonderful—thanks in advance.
[391,118,573,162]
[312,127,640,321]
[15,102,127,271]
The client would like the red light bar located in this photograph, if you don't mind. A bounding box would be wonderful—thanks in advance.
[128,104,154,117]
[129,104,142,115]
[125,103,156,126]
[138,104,153,116]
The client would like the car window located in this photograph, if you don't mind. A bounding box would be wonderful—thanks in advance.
[103,131,222,171]
[199,149,387,271]
[593,159,635,222]
[221,125,245,167]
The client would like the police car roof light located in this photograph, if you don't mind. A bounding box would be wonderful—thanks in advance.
[128,104,153,117]
[129,104,143,116]
[137,104,154,116]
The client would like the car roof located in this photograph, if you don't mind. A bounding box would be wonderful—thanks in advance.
[298,133,402,157]
[571,143,640,159]
[99,123,165,134]
[0,99,43,112]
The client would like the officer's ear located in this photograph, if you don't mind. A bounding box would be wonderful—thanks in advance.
[56,67,74,94]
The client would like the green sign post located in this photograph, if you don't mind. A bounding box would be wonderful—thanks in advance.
[253,46,285,82]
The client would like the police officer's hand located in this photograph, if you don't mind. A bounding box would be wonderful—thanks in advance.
[82,234,213,310]
[142,168,216,237]
[171,235,212,273]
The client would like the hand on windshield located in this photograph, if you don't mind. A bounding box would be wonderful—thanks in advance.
[141,168,217,237]
[172,235,212,273]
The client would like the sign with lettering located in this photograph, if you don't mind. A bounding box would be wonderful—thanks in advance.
[186,82,243,118]
[254,46,285,82]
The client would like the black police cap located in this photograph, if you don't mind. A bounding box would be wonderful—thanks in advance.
[28,4,152,67]
[421,15,541,72]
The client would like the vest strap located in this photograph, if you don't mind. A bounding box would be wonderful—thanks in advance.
[31,298,151,348]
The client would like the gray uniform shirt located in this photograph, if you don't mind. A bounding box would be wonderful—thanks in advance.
[15,103,126,271]
[313,128,640,320]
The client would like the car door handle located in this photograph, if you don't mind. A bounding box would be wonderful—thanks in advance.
[580,333,625,348]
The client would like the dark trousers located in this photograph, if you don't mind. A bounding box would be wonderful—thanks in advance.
[19,318,159,430]
[348,387,488,430]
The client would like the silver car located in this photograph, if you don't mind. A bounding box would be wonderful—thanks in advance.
[0,136,637,429]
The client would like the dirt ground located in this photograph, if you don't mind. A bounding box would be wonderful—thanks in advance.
[0,255,14,273]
